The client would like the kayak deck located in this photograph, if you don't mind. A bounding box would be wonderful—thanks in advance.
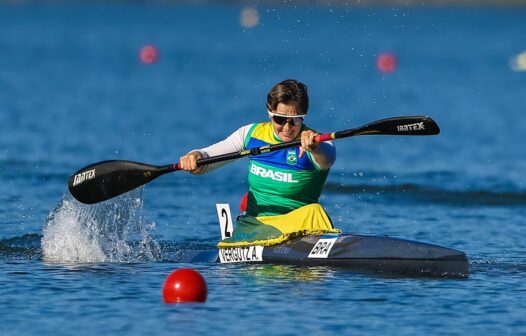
[171,234,469,278]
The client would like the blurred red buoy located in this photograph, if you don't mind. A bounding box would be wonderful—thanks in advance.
[377,53,397,73]
[140,45,158,64]
[239,191,248,212]
[162,268,208,303]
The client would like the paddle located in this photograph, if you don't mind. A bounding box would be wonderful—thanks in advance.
[68,115,439,204]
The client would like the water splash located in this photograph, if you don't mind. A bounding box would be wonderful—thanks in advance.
[41,188,160,263]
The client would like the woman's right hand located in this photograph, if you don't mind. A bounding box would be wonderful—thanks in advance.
[179,150,204,174]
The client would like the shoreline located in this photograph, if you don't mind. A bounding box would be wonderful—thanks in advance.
[1,0,526,7]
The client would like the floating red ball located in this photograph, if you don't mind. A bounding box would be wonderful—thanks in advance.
[140,45,158,64]
[239,192,248,212]
[377,53,397,73]
[162,268,208,304]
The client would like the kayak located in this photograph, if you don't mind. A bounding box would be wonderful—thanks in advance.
[64,116,460,277]
[170,233,469,278]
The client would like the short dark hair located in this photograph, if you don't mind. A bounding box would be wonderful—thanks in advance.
[266,79,309,114]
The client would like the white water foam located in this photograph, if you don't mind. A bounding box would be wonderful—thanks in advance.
[42,188,160,263]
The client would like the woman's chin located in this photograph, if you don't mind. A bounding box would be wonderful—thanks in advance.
[279,133,295,142]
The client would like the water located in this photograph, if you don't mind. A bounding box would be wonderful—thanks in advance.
[1,3,526,335]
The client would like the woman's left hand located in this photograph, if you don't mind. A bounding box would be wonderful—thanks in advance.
[299,130,320,158]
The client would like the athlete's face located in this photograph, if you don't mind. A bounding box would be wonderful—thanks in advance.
[269,103,305,142]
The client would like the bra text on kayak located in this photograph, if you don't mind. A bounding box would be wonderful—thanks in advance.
[72,169,96,186]
[308,237,338,258]
[397,122,425,132]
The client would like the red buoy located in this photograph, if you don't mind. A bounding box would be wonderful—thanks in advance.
[377,53,397,73]
[239,192,248,213]
[162,268,208,303]
[140,45,158,64]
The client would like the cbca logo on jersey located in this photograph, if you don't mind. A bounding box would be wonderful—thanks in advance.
[286,149,297,166]
[250,164,299,183]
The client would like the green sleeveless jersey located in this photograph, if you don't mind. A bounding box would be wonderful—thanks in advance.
[244,122,331,216]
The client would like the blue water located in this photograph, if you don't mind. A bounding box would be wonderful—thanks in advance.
[1,3,526,335]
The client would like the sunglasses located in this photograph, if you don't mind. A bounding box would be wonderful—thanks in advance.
[268,110,306,126]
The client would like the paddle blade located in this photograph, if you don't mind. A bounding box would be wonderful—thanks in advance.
[68,160,171,204]
[337,116,440,138]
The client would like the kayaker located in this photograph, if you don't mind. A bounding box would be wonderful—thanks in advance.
[179,79,340,246]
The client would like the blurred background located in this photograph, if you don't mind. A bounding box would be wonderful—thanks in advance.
[1,0,525,236]
[1,1,526,335]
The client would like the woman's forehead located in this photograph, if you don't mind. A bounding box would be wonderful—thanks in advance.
[274,103,302,115]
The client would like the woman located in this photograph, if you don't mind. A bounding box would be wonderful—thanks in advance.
[179,79,339,246]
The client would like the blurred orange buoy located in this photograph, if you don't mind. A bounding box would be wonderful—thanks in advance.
[377,53,397,73]
[510,51,526,71]
[140,45,158,64]
[240,7,259,28]
[162,268,208,303]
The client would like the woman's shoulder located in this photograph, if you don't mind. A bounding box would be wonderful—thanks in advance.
[250,122,279,143]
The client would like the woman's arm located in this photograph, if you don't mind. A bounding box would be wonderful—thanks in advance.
[179,124,254,174]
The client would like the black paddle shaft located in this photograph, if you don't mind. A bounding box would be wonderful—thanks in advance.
[68,115,439,204]
[194,116,439,166]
